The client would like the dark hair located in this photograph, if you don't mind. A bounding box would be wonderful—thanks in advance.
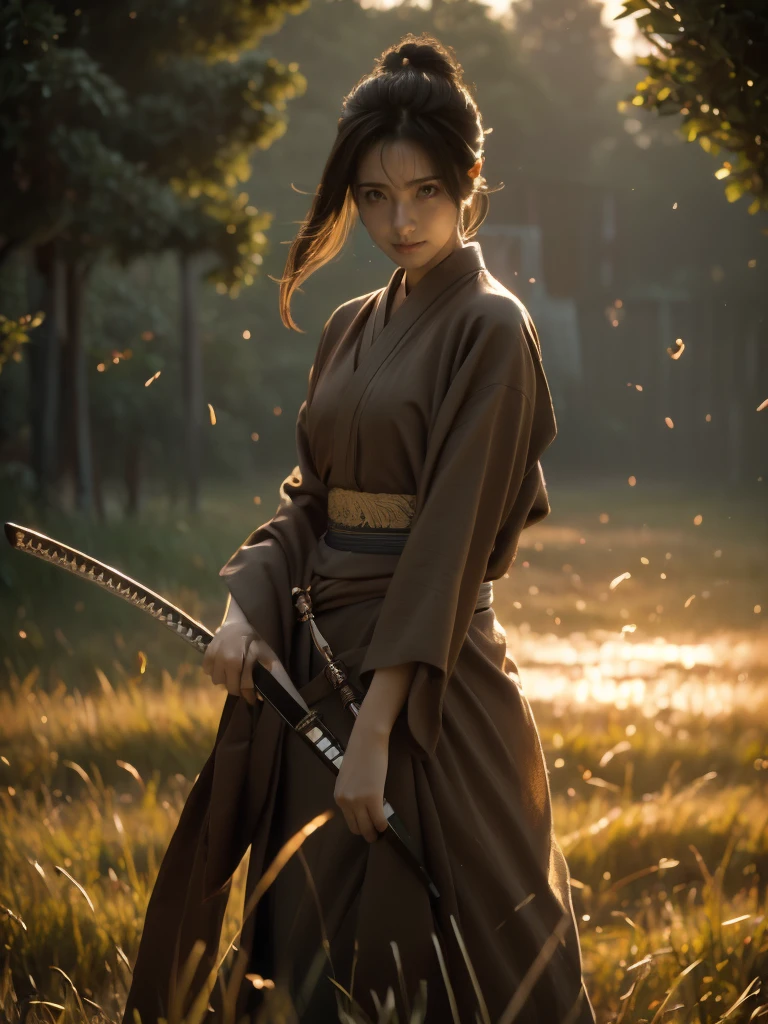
[277,32,498,331]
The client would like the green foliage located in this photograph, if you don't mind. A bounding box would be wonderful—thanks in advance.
[0,311,44,375]
[83,259,183,485]
[616,0,768,224]
[0,0,310,516]
[80,254,276,486]
[0,0,308,283]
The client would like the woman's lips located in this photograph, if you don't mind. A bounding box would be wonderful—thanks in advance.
[393,241,425,253]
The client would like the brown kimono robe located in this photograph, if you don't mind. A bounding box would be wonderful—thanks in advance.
[121,242,596,1024]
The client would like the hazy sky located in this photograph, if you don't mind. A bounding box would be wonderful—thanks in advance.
[501,0,651,62]
[360,0,653,62]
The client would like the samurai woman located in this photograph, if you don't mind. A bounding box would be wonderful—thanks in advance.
[122,32,597,1024]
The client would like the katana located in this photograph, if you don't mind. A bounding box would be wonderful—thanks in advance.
[4,521,439,902]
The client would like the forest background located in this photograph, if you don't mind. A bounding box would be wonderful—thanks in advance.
[2,0,765,519]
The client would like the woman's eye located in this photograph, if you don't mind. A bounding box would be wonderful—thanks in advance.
[362,184,439,202]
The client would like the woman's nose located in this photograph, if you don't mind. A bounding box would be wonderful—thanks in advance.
[392,203,417,232]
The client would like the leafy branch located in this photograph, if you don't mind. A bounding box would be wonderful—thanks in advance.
[615,0,767,226]
[0,312,44,375]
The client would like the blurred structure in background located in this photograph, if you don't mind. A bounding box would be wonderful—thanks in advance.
[478,222,584,429]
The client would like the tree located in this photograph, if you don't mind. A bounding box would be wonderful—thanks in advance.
[615,0,768,226]
[511,0,622,113]
[507,0,630,183]
[0,0,307,514]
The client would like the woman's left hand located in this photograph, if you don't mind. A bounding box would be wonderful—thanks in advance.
[334,722,390,844]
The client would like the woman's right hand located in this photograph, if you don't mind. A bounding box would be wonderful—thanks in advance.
[202,621,265,706]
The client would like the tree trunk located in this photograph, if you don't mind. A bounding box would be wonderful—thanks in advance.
[27,242,64,510]
[64,260,94,517]
[92,438,106,523]
[179,250,203,515]
[125,429,142,518]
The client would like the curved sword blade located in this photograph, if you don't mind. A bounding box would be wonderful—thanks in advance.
[4,521,311,715]
[4,520,440,901]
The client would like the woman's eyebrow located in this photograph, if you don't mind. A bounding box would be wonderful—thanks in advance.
[356,175,442,188]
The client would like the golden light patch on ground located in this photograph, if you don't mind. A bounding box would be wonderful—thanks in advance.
[506,626,768,717]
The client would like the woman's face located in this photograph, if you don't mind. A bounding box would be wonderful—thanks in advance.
[353,138,464,282]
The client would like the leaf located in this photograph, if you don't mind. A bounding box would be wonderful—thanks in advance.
[636,9,681,34]
[685,118,709,142]
[613,0,652,21]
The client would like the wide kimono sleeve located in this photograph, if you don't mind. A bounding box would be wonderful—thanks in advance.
[357,305,557,761]
[217,326,334,666]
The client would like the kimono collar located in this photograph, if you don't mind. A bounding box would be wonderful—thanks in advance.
[373,241,486,340]
[401,239,485,293]
[339,241,487,488]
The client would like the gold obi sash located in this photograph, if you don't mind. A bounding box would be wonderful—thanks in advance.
[325,487,493,613]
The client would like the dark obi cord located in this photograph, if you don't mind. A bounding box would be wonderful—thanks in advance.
[322,523,494,613]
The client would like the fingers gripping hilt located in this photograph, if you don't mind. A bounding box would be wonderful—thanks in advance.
[292,586,361,716]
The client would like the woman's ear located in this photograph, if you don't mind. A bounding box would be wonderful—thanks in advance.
[467,156,484,180]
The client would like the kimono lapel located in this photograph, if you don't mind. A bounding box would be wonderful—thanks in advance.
[332,242,486,489]
[356,271,400,366]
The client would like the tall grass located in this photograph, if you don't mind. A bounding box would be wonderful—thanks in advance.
[1,481,766,1021]
[2,660,768,1021]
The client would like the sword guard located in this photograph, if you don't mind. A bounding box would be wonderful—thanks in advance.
[295,708,320,734]
[324,657,347,689]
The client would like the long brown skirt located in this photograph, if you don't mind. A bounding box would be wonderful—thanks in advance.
[238,595,593,1023]
[245,599,456,1021]
[121,589,595,1024]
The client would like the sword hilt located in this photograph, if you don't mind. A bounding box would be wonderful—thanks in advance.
[295,710,439,901]
[292,585,362,715]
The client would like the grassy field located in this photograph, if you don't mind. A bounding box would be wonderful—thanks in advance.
[0,476,766,1022]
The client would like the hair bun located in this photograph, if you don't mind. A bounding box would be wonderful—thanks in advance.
[381,39,456,81]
